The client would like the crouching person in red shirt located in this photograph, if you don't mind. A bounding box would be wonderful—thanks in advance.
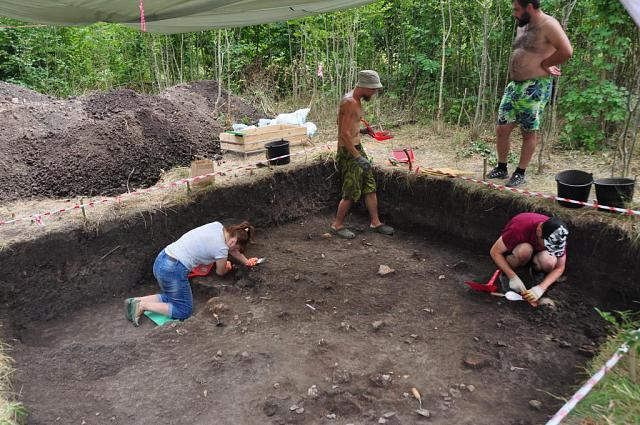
[490,213,569,304]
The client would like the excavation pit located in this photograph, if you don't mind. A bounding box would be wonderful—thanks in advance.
[1,163,638,425]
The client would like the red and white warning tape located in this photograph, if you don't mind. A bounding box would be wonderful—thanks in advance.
[2,148,637,227]
[414,166,640,217]
[0,143,332,227]
[546,329,639,425]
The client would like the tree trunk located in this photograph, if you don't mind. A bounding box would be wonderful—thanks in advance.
[471,1,491,139]
[437,0,453,130]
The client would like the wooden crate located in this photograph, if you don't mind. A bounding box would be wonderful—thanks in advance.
[190,159,215,189]
[219,124,308,157]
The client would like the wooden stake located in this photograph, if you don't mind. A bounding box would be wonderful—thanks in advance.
[483,158,488,179]
[630,343,638,384]
[80,198,87,221]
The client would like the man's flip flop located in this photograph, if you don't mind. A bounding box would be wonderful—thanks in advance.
[331,226,356,239]
[370,224,394,235]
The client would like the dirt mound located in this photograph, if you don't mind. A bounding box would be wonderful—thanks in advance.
[0,81,52,103]
[0,80,262,201]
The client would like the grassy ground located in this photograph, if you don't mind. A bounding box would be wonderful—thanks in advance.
[0,343,25,425]
[299,96,640,204]
[566,315,640,425]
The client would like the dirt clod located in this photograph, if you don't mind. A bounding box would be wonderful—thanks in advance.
[332,368,352,384]
[463,353,493,370]
[263,397,280,416]
[369,373,393,388]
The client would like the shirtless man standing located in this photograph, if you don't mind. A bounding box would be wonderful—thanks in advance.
[486,0,573,187]
[330,70,394,239]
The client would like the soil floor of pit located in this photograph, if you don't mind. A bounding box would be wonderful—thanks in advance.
[9,214,610,425]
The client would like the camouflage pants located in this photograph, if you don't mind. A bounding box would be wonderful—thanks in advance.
[336,144,376,202]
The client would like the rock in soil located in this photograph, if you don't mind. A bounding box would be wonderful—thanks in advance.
[372,320,385,331]
[378,265,395,276]
[449,388,462,398]
[307,385,319,399]
[529,400,543,411]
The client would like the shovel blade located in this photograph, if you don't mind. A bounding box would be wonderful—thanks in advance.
[505,291,524,301]
[416,409,431,418]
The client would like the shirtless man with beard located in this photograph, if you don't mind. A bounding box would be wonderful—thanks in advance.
[486,0,573,187]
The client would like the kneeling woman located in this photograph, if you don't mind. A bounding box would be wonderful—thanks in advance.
[125,221,256,326]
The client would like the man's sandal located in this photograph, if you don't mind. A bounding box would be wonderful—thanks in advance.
[331,226,356,239]
[370,224,394,235]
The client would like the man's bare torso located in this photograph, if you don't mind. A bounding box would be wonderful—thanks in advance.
[337,92,363,148]
[509,14,558,81]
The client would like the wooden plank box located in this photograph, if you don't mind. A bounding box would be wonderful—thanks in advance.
[219,124,308,157]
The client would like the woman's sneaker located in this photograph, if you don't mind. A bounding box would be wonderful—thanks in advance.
[124,298,135,321]
[127,299,142,326]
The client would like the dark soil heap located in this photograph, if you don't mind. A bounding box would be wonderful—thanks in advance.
[0,80,261,201]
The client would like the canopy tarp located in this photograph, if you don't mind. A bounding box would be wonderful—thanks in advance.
[0,0,374,33]
[620,0,640,28]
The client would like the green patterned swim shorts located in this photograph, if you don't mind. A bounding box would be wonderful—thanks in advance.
[497,77,553,131]
[336,144,377,202]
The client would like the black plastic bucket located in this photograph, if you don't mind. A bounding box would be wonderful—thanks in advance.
[265,139,290,166]
[555,170,593,208]
[594,178,636,209]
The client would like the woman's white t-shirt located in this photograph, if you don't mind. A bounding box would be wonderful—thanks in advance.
[164,222,228,269]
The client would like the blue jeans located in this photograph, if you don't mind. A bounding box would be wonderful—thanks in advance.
[152,250,192,319]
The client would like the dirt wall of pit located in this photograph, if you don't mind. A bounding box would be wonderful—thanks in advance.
[376,171,640,303]
[0,164,338,329]
[1,163,639,331]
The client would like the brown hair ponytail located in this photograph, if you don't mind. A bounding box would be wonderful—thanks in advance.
[225,221,255,252]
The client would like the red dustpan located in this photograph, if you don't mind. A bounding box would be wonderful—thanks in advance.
[361,118,393,141]
[188,263,214,278]
[391,148,415,163]
[464,269,501,293]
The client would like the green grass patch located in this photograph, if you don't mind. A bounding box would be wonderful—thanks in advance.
[567,311,640,425]
[0,343,26,425]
